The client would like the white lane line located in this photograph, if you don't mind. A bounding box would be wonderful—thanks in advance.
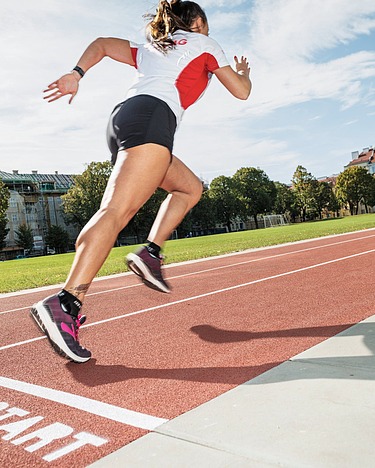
[2,248,374,352]
[0,284,143,316]
[0,376,167,430]
[2,232,375,316]
[0,336,46,351]
[1,229,375,302]
[167,232,375,282]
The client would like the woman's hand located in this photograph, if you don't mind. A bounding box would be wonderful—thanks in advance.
[43,72,80,104]
[234,55,250,78]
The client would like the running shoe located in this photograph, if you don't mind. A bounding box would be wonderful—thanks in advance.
[30,293,91,363]
[126,246,171,293]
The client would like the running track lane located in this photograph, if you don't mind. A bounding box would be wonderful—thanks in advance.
[1,229,375,466]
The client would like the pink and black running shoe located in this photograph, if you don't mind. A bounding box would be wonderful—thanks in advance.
[126,246,170,293]
[30,292,91,363]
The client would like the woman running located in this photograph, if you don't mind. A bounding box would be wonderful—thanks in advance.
[30,0,252,363]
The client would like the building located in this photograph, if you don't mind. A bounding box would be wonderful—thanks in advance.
[345,146,375,173]
[0,170,79,259]
[342,146,375,215]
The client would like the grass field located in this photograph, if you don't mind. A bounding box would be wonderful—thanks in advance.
[1,214,375,294]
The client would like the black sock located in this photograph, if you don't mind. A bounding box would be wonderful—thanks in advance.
[58,289,82,317]
[146,241,161,258]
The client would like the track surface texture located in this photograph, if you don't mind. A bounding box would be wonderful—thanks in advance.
[1,229,375,466]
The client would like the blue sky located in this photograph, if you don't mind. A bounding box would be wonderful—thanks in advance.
[1,0,374,184]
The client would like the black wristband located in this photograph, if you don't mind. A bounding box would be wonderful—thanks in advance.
[72,66,85,78]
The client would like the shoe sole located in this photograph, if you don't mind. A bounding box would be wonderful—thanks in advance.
[126,253,170,293]
[30,303,90,363]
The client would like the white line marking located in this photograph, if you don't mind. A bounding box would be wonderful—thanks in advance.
[1,248,374,352]
[1,228,375,301]
[0,336,46,350]
[167,232,375,282]
[1,232,375,316]
[0,376,167,431]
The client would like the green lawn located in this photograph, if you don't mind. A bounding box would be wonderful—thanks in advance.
[1,214,375,294]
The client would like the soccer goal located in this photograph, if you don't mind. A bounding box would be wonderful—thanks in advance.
[263,214,288,228]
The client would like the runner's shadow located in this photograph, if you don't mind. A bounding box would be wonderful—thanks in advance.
[66,359,281,387]
[190,323,356,343]
[66,322,375,386]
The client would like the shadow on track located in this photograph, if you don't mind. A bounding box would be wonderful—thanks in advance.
[190,323,356,343]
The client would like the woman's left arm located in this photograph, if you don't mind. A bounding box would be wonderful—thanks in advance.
[44,37,135,104]
[213,56,252,100]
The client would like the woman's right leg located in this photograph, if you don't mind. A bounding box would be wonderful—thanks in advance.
[30,143,171,363]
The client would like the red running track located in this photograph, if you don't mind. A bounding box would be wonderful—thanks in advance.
[1,229,375,467]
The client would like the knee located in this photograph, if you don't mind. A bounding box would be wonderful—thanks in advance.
[189,178,203,207]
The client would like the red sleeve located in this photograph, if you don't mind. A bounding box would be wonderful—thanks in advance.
[130,47,138,68]
[206,53,220,73]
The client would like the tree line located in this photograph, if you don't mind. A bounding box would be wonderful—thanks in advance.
[1,160,375,252]
[61,161,375,243]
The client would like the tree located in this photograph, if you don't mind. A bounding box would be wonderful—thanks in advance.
[0,180,10,248]
[62,161,113,228]
[335,166,374,215]
[209,175,240,232]
[232,167,276,229]
[15,223,34,252]
[190,189,217,234]
[45,225,70,254]
[311,181,336,219]
[362,174,375,212]
[291,166,317,221]
[273,182,298,221]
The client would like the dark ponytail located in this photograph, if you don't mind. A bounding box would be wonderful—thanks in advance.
[145,0,207,52]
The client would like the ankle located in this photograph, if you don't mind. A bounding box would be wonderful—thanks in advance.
[63,283,90,303]
[58,289,82,317]
[146,241,161,258]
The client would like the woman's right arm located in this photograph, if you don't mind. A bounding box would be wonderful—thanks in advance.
[44,38,135,104]
[213,56,252,100]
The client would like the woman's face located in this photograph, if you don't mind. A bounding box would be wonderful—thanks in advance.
[191,16,209,36]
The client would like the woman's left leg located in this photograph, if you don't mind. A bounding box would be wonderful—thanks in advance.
[126,155,203,293]
[147,154,203,246]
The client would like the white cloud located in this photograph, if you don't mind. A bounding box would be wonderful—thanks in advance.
[250,0,375,62]
[241,1,375,116]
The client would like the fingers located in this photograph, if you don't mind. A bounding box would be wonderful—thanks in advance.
[45,80,59,89]
[43,90,64,103]
[68,92,76,105]
[43,80,77,103]
[234,55,250,66]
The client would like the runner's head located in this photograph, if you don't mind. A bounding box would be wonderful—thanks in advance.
[146,0,208,52]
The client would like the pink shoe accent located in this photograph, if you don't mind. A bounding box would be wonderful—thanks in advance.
[61,322,77,341]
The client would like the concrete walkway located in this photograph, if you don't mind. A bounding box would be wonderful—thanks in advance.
[90,314,375,467]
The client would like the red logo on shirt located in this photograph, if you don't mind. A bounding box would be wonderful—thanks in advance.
[173,39,187,46]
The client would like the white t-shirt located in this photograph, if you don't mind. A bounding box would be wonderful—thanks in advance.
[127,30,229,125]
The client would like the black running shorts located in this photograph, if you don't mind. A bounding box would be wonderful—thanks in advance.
[106,94,177,165]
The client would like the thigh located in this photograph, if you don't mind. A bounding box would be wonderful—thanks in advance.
[159,155,203,195]
[101,144,172,215]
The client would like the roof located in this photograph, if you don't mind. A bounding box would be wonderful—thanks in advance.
[346,148,375,167]
[0,171,75,189]
[317,175,338,186]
